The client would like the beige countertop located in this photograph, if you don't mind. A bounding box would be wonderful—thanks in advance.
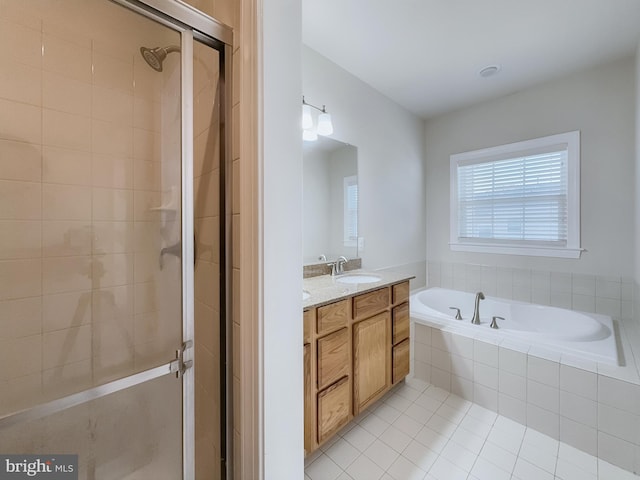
[303,270,415,309]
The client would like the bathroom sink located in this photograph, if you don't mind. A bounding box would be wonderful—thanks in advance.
[303,290,311,300]
[335,274,382,285]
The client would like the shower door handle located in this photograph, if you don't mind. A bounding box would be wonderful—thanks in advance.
[170,340,193,378]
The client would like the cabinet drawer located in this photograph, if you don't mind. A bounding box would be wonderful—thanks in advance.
[317,376,350,444]
[392,302,409,345]
[353,287,389,320]
[303,309,313,344]
[317,299,349,335]
[392,339,410,384]
[317,327,349,390]
[392,281,410,304]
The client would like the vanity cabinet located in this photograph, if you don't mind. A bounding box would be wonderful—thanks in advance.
[303,280,411,455]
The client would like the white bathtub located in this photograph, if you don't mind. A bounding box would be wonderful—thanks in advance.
[410,287,619,365]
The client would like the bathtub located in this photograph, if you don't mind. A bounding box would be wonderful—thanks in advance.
[410,287,619,365]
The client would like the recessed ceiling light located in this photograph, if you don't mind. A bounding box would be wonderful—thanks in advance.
[479,65,501,78]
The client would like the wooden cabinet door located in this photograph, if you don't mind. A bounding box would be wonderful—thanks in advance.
[392,338,410,384]
[353,311,389,414]
[317,376,350,444]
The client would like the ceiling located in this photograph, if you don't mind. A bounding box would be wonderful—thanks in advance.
[302,0,640,119]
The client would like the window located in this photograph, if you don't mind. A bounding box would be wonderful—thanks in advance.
[343,175,358,246]
[450,131,581,258]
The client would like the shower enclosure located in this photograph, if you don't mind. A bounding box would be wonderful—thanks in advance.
[0,0,231,478]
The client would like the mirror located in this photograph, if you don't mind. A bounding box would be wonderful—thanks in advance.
[303,136,358,266]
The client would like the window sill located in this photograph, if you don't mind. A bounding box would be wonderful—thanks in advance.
[449,242,583,259]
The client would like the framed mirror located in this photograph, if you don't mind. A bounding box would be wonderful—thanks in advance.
[303,136,358,266]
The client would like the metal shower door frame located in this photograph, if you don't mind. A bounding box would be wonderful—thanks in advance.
[112,2,234,478]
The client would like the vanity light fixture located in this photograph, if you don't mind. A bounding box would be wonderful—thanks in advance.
[302,96,333,140]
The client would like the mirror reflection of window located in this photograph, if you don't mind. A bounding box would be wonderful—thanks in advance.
[344,175,358,246]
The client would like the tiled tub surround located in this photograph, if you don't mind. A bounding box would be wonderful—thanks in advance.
[410,262,640,475]
[426,262,638,376]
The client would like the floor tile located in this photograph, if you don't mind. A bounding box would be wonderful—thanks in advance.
[306,453,343,480]
[478,440,517,473]
[359,412,391,437]
[386,455,427,480]
[342,425,376,452]
[426,414,457,437]
[395,383,424,401]
[429,456,468,480]
[470,456,511,480]
[392,413,423,437]
[405,402,435,424]
[449,425,486,454]
[363,438,399,471]
[401,439,439,472]
[415,426,449,453]
[379,424,413,452]
[344,454,385,480]
[324,438,361,470]
[512,457,554,480]
[555,457,597,480]
[385,392,414,412]
[374,403,403,423]
[518,440,557,474]
[440,440,477,472]
[305,382,640,480]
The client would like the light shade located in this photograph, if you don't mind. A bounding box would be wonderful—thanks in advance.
[317,112,333,136]
[302,104,313,129]
[303,128,318,142]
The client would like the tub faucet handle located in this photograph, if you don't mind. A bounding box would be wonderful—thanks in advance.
[490,316,504,329]
[449,307,462,320]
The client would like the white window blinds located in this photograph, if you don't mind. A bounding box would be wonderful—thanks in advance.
[449,131,581,258]
[457,149,568,245]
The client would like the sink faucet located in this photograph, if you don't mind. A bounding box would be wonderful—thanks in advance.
[336,256,348,275]
[471,291,485,325]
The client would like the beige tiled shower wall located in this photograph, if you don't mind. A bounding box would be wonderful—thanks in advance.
[0,0,183,415]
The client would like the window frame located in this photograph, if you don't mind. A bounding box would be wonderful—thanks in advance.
[449,131,582,258]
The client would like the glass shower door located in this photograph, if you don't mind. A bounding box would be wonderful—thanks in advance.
[0,0,203,477]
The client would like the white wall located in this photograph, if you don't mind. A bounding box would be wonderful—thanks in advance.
[425,56,636,278]
[262,0,304,478]
[303,46,426,284]
[635,44,640,313]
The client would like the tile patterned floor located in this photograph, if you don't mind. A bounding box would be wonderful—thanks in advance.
[304,378,639,480]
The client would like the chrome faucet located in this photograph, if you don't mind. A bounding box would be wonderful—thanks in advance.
[336,256,348,275]
[471,291,485,325]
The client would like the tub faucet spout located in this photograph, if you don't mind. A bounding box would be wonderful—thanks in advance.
[471,291,485,325]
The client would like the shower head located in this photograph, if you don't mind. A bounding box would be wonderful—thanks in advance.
[140,45,180,72]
